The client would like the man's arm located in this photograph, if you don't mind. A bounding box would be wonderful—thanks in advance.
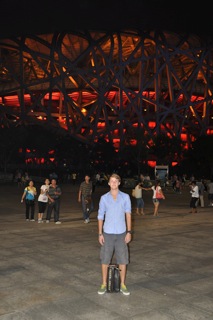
[78,188,82,202]
[98,219,104,245]
[47,188,54,202]
[89,182,93,195]
[126,212,132,233]
[98,219,103,235]
[125,212,132,243]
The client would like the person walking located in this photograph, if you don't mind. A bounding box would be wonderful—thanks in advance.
[97,173,132,296]
[78,174,94,223]
[37,178,50,223]
[147,180,165,216]
[207,178,213,207]
[46,179,62,224]
[189,181,199,213]
[197,179,205,208]
[16,170,22,187]
[21,180,37,221]
[71,172,77,185]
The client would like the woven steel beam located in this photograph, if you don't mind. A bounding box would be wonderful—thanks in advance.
[0,29,212,149]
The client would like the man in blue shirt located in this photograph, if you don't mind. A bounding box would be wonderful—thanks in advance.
[97,173,132,295]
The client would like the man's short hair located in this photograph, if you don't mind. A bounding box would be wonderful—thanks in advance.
[109,173,121,183]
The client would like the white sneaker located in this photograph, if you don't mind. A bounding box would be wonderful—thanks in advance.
[55,221,61,224]
[30,219,35,221]
[46,220,50,223]
[120,284,130,296]
[84,219,89,224]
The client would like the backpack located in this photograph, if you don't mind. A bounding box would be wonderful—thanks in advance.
[107,264,120,293]
[132,188,135,197]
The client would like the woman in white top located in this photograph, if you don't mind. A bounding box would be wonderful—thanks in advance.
[189,181,199,213]
[37,178,50,223]
[147,180,165,216]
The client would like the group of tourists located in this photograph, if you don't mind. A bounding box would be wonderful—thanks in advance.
[20,173,95,225]
[19,171,213,297]
[21,178,62,224]
[19,172,132,295]
[132,174,213,216]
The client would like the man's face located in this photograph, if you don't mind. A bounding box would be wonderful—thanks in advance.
[85,175,90,182]
[51,179,56,186]
[108,177,120,189]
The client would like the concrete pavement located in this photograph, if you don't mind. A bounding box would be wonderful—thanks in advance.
[0,182,213,320]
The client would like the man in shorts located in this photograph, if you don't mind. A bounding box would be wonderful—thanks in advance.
[97,173,132,295]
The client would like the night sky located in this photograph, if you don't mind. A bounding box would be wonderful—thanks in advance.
[0,0,212,39]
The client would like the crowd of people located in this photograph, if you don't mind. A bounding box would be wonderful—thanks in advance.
[170,174,213,209]
[18,170,213,296]
[21,177,62,224]
[19,172,99,225]
[19,171,213,225]
[131,173,213,217]
[19,172,133,295]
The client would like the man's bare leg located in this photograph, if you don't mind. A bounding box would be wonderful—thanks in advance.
[119,264,126,286]
[101,264,108,285]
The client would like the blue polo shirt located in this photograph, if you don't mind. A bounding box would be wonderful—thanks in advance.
[97,191,131,234]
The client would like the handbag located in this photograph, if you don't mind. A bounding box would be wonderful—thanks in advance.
[107,264,120,293]
[132,188,135,197]
[156,186,164,199]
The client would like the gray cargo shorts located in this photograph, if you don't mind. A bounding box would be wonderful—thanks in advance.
[100,232,129,265]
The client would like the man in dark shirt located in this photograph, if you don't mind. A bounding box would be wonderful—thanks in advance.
[46,179,62,224]
[78,174,94,223]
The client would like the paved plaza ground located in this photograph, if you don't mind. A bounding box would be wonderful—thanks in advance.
[0,181,213,320]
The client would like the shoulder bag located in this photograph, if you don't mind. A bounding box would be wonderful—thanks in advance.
[107,264,120,293]
[156,187,165,199]
[132,188,135,197]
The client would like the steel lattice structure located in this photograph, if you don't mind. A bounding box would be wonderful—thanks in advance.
[0,29,213,149]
